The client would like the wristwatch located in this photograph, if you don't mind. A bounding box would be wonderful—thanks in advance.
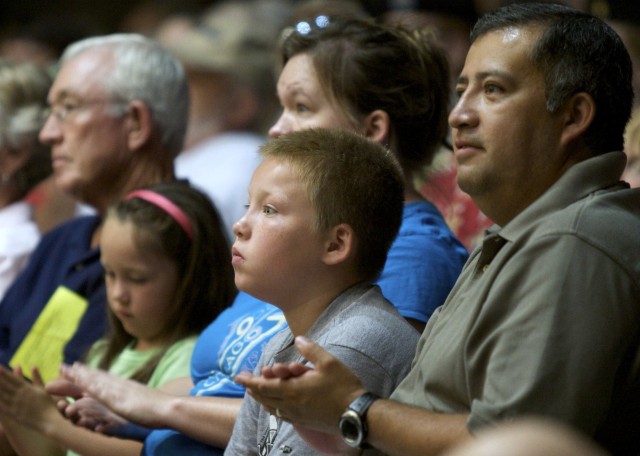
[339,392,380,448]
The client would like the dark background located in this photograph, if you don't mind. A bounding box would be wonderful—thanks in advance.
[0,0,213,40]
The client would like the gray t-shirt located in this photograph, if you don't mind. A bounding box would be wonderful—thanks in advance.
[225,283,419,455]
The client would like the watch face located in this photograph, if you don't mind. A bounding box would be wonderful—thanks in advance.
[339,410,363,448]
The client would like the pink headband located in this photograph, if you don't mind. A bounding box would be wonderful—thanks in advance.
[125,189,193,240]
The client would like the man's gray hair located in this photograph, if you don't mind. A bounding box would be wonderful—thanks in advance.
[62,33,189,156]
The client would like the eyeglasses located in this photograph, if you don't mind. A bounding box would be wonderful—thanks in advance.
[44,98,126,123]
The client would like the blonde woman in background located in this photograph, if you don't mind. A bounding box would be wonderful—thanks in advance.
[0,61,51,299]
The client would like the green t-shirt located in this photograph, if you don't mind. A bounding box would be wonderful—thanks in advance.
[66,336,197,456]
[86,336,197,387]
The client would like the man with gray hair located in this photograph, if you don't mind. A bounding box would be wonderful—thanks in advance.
[0,33,189,383]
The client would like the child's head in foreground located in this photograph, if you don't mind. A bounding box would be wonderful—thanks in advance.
[232,128,404,304]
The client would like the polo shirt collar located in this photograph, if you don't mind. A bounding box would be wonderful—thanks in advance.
[496,151,627,243]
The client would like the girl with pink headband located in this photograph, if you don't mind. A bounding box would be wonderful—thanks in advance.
[0,182,236,456]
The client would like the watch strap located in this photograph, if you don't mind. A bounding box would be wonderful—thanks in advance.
[348,391,379,415]
[348,391,379,448]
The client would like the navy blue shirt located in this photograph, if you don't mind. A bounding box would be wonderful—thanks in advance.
[0,216,107,368]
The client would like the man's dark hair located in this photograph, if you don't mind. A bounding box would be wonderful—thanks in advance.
[471,2,633,154]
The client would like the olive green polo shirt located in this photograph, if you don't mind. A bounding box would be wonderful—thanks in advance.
[391,151,640,454]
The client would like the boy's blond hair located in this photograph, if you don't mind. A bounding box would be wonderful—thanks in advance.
[261,128,404,280]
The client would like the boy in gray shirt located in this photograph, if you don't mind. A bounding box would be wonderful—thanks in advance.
[225,128,419,455]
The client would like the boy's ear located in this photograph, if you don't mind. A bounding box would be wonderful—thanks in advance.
[322,223,355,266]
[560,92,596,149]
[363,109,390,144]
[125,100,153,151]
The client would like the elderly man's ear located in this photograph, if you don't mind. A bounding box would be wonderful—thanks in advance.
[125,100,154,151]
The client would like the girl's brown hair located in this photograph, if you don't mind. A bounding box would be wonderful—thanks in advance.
[99,181,236,383]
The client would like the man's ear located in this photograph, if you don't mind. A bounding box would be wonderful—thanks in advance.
[560,92,596,148]
[322,223,355,266]
[125,100,154,151]
[363,109,390,145]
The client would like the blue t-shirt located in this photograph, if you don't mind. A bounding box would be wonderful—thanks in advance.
[376,201,469,323]
[0,216,107,368]
[142,292,287,455]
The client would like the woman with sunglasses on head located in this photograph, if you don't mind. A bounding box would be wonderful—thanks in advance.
[269,17,469,332]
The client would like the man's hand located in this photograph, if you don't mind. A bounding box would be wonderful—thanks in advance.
[235,336,366,434]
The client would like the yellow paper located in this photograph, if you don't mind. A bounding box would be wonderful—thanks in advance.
[10,286,88,383]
